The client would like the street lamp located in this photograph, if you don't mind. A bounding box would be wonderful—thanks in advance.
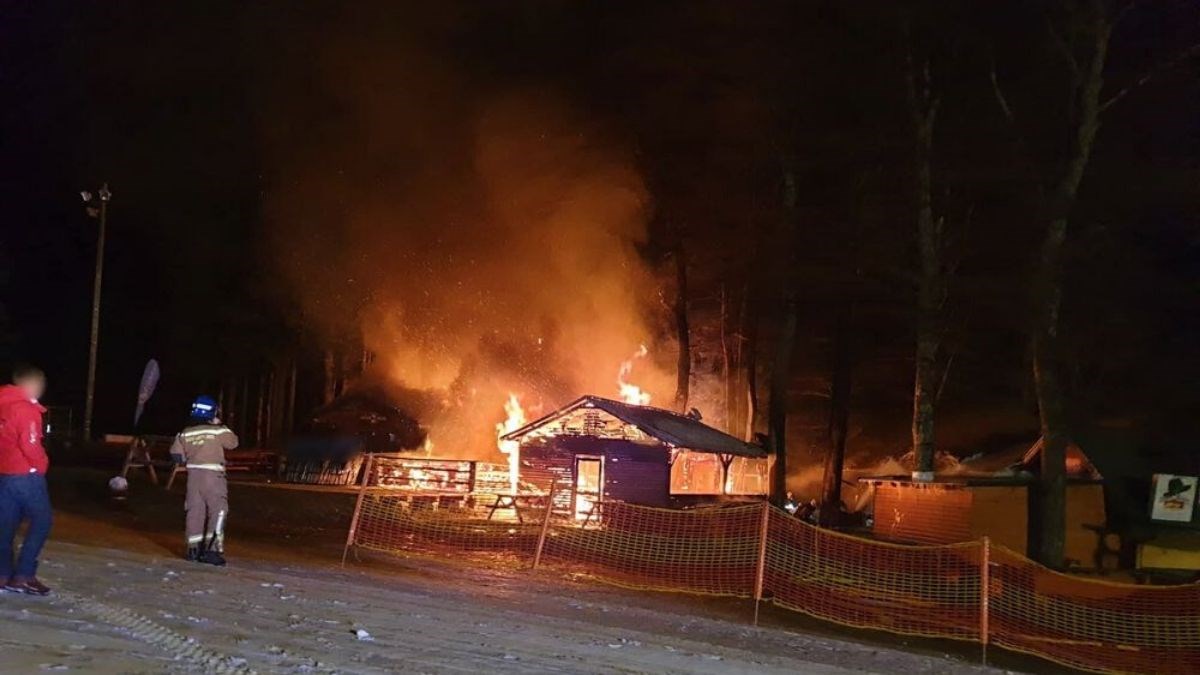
[80,183,111,441]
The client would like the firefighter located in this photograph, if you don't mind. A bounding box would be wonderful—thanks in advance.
[169,395,238,565]
[783,491,800,516]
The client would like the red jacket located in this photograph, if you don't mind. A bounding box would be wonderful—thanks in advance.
[0,385,48,475]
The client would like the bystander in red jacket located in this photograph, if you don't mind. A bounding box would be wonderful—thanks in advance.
[0,384,49,475]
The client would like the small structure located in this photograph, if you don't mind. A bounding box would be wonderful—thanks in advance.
[501,395,770,517]
[860,437,1107,568]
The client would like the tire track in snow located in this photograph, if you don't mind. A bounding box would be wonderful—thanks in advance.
[59,590,257,674]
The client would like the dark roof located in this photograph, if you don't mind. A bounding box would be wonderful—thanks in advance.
[501,395,768,458]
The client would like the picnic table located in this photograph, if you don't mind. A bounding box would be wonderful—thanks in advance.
[486,493,552,523]
[119,435,277,489]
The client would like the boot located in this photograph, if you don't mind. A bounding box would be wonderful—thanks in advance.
[186,545,202,563]
[5,577,52,596]
[200,549,226,566]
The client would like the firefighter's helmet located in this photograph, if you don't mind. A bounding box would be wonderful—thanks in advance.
[190,395,218,422]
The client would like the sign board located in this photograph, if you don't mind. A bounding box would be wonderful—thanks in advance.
[1149,474,1198,523]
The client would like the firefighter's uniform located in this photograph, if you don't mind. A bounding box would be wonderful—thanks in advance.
[169,422,238,563]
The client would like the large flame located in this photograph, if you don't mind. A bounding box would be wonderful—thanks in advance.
[617,344,652,406]
[495,393,526,493]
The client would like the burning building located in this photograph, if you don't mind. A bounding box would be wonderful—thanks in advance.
[501,395,771,518]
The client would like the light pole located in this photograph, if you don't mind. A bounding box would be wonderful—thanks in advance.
[80,183,111,441]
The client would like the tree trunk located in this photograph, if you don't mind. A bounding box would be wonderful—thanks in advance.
[322,347,336,404]
[285,357,298,436]
[265,367,276,447]
[768,292,798,503]
[239,375,249,441]
[743,290,759,442]
[1033,5,1110,568]
[673,243,691,413]
[905,24,942,482]
[255,371,266,448]
[720,284,734,431]
[820,303,853,526]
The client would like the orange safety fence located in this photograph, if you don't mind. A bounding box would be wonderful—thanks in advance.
[343,482,1200,674]
[764,508,984,642]
[352,490,543,559]
[539,501,762,596]
[989,545,1200,675]
[343,454,544,563]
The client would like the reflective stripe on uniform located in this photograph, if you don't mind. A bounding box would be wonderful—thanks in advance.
[187,534,204,544]
[186,463,225,472]
[181,428,230,439]
[209,510,227,553]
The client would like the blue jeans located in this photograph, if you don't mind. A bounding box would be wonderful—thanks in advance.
[0,473,53,579]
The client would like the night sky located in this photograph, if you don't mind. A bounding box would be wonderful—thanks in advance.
[3,1,1199,458]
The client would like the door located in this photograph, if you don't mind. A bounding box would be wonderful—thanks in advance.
[573,456,604,520]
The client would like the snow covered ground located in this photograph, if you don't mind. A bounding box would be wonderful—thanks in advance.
[0,537,1008,674]
[0,468,1015,674]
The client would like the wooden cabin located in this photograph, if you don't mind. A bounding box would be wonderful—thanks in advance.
[500,395,770,517]
[860,438,1107,568]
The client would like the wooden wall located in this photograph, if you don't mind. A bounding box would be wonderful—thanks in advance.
[520,437,672,508]
[871,481,1108,568]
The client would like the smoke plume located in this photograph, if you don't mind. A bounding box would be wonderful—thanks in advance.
[259,8,673,457]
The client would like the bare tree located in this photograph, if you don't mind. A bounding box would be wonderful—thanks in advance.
[673,240,691,412]
[768,166,800,503]
[905,21,945,482]
[322,347,337,405]
[819,302,853,525]
[988,0,1199,566]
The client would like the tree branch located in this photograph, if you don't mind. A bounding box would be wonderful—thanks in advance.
[1045,15,1079,78]
[988,54,1019,130]
[989,54,1045,192]
[1100,42,1200,113]
[935,350,956,405]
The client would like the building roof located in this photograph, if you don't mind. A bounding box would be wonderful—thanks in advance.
[856,437,1103,485]
[501,395,768,458]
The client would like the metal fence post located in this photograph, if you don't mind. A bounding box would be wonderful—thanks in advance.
[753,500,771,625]
[980,536,991,665]
[532,485,557,569]
[341,453,376,567]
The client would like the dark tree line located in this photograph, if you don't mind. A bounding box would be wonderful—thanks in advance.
[604,0,1200,567]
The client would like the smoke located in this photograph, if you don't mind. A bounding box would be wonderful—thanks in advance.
[259,8,673,458]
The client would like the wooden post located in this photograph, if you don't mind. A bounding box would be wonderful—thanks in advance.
[341,453,376,567]
[753,500,771,625]
[980,536,991,665]
[531,485,557,569]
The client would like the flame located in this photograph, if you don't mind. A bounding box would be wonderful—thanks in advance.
[575,494,594,521]
[617,344,652,406]
[423,437,434,456]
[495,393,526,494]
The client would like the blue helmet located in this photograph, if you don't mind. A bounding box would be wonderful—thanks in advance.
[190,395,218,422]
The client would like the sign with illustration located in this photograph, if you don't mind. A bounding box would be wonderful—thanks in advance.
[1149,474,1198,523]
